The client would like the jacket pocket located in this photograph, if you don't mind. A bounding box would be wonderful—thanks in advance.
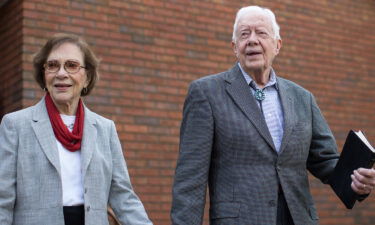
[210,202,240,219]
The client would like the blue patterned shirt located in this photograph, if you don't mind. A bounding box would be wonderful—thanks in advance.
[238,63,284,152]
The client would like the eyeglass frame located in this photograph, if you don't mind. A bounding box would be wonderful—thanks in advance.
[43,59,86,74]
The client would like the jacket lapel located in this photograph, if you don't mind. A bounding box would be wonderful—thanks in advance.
[277,78,296,154]
[31,98,61,175]
[81,107,97,178]
[225,65,276,151]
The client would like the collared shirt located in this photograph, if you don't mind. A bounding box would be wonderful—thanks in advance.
[238,63,284,152]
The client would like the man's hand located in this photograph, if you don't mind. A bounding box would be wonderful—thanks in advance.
[351,168,375,195]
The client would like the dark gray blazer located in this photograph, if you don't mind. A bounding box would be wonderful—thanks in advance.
[0,98,153,225]
[171,64,339,225]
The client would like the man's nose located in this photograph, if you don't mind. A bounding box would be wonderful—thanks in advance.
[247,32,259,45]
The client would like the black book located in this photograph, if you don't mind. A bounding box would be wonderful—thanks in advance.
[329,130,375,209]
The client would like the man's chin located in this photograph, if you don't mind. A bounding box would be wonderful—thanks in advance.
[243,62,266,72]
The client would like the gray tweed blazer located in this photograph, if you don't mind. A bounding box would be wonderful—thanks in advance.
[171,64,339,225]
[0,98,152,225]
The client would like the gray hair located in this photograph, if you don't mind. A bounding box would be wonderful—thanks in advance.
[232,6,281,42]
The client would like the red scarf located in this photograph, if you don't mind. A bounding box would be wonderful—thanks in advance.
[45,93,84,152]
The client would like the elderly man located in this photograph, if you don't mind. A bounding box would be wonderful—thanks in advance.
[171,5,375,225]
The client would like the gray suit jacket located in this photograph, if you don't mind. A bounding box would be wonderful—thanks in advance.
[0,98,153,225]
[171,65,339,225]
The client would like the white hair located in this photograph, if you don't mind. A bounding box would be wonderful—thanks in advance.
[232,6,281,42]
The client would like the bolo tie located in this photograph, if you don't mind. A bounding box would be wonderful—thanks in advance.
[249,81,266,114]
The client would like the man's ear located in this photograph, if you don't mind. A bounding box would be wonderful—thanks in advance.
[231,41,237,56]
[275,39,282,55]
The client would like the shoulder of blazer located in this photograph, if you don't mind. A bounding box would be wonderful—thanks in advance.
[1,98,45,127]
[196,64,239,83]
[84,105,114,129]
[277,76,312,98]
[190,64,241,90]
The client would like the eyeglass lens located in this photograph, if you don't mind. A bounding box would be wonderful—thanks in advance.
[44,60,83,73]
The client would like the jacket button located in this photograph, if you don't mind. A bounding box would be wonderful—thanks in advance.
[86,206,90,212]
[84,188,88,194]
[268,200,276,207]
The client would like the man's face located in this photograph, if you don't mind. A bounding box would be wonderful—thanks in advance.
[232,12,281,75]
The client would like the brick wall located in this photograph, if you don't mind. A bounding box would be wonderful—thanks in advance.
[1,0,375,224]
[0,0,23,118]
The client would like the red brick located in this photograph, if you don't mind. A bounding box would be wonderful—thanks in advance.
[1,1,375,224]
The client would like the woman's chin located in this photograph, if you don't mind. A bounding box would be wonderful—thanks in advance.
[50,93,76,105]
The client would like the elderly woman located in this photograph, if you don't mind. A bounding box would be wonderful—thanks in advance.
[0,34,153,225]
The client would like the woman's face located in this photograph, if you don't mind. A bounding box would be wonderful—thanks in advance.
[44,42,88,112]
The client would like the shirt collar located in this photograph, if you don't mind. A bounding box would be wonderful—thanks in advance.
[237,62,279,90]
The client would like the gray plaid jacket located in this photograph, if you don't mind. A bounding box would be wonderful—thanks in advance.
[0,98,152,225]
[171,64,339,225]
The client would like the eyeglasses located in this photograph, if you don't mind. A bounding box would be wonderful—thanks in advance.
[44,60,86,74]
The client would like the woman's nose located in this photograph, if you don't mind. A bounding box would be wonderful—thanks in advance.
[55,64,68,78]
